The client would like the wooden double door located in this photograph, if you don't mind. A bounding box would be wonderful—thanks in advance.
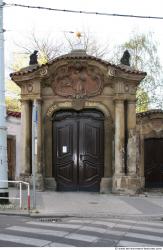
[53,110,104,191]
[144,138,163,188]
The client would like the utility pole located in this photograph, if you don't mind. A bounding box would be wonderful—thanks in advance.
[32,100,38,209]
[0,0,9,202]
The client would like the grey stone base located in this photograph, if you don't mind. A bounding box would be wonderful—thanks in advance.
[18,173,44,191]
[19,173,30,183]
[100,177,112,193]
[44,178,57,190]
[112,175,143,194]
[35,174,44,191]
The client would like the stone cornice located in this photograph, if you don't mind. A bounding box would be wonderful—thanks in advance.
[10,53,146,86]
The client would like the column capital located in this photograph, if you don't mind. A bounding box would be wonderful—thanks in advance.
[127,98,137,104]
[114,98,124,104]
[33,98,43,104]
[35,97,42,101]
[20,99,30,103]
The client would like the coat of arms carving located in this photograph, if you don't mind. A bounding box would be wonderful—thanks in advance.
[52,63,103,98]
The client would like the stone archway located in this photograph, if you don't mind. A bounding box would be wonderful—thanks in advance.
[45,101,113,192]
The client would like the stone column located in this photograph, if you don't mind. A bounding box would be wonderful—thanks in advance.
[127,100,137,176]
[35,99,44,190]
[114,99,125,175]
[20,100,31,177]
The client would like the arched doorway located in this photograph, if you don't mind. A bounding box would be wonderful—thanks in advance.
[144,138,163,188]
[52,109,104,191]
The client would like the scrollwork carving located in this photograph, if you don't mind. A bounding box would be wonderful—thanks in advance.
[39,67,48,77]
[108,67,116,77]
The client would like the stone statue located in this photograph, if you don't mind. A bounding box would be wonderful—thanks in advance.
[29,50,38,65]
[120,50,130,66]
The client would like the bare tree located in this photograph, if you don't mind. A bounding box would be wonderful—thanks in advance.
[12,30,163,110]
[14,31,64,65]
[63,29,111,59]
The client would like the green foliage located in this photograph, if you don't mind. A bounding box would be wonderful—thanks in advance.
[5,80,21,112]
[5,96,21,112]
[6,80,20,95]
[120,32,162,110]
[136,88,149,113]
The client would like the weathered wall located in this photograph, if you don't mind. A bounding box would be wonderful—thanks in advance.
[136,110,163,186]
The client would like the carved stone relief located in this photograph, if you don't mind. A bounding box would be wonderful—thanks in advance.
[21,80,41,98]
[27,83,33,93]
[52,62,103,99]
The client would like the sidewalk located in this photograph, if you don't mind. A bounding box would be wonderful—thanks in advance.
[1,189,163,219]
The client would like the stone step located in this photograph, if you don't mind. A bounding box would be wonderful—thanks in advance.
[44,178,56,190]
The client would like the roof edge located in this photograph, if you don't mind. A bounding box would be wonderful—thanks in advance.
[10,52,146,78]
[137,109,163,118]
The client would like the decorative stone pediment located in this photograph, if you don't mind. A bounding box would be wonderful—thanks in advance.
[51,62,104,99]
[20,79,41,100]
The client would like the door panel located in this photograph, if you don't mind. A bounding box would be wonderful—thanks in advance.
[144,138,163,188]
[53,110,104,192]
[54,118,78,191]
[79,118,104,191]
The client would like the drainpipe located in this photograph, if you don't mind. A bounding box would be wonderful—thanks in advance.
[0,0,9,202]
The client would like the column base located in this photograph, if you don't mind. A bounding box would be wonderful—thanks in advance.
[100,177,112,193]
[29,174,44,191]
[19,173,30,183]
[44,178,57,190]
[35,174,44,191]
[112,175,144,194]
[19,173,44,191]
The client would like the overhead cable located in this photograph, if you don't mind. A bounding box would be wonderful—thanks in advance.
[3,2,163,20]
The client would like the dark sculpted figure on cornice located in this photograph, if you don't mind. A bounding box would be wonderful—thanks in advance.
[52,62,103,99]
[120,50,131,66]
[29,50,38,65]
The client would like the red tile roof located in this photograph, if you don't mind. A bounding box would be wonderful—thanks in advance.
[10,51,146,77]
[137,109,163,118]
[7,111,21,118]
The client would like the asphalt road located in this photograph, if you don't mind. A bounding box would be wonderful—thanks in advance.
[0,214,163,247]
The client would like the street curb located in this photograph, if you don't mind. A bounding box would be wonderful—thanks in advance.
[29,213,163,219]
[0,211,30,216]
[1,210,163,221]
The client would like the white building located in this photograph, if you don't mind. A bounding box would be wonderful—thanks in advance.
[6,111,21,180]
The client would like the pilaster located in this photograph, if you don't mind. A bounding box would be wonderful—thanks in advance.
[127,100,137,176]
[35,99,44,190]
[20,99,31,176]
[114,99,125,176]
